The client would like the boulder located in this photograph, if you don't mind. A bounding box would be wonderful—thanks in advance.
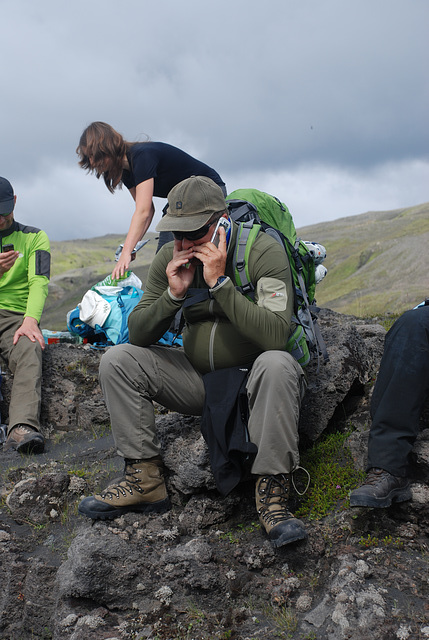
[299,308,386,445]
[0,308,386,446]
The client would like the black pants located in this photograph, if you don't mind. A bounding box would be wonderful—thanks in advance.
[367,305,429,476]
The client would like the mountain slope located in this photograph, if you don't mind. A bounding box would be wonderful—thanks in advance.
[298,202,429,316]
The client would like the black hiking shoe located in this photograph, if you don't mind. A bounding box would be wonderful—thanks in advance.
[256,474,308,548]
[78,457,171,520]
[349,468,411,508]
[3,424,45,454]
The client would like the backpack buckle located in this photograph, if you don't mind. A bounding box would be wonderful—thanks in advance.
[236,260,246,272]
[241,282,254,294]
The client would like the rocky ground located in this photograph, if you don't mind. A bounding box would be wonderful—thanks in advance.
[0,309,428,640]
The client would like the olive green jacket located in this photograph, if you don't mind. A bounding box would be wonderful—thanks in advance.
[128,223,294,374]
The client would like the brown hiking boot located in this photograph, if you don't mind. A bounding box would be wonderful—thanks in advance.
[349,467,411,508]
[3,424,45,454]
[78,456,170,520]
[256,473,307,548]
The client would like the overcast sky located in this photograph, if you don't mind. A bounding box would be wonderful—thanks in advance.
[1,0,428,241]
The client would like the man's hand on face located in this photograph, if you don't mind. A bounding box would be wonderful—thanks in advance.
[166,240,198,299]
[166,223,228,297]
[13,316,45,350]
[0,250,19,277]
[193,225,227,288]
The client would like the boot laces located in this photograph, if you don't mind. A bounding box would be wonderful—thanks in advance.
[257,474,293,527]
[363,468,389,486]
[12,424,37,436]
[100,464,145,499]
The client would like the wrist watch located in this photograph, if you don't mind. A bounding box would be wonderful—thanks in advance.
[214,276,227,287]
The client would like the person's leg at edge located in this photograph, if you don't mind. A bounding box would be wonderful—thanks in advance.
[78,343,205,519]
[246,350,308,547]
[0,310,44,454]
[350,306,429,508]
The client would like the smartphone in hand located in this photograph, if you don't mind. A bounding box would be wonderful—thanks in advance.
[210,218,231,247]
[2,243,14,252]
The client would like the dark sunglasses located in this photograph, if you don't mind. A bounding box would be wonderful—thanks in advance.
[173,221,213,242]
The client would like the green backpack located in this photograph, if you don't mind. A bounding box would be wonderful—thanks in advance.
[226,188,328,367]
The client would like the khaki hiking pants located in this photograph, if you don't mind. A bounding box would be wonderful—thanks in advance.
[0,310,43,433]
[99,344,307,475]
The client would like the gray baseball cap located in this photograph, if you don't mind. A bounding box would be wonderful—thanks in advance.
[156,176,226,232]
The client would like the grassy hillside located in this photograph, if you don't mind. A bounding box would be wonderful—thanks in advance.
[297,202,429,317]
[42,202,429,330]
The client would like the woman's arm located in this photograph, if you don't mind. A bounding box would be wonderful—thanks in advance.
[112,178,155,279]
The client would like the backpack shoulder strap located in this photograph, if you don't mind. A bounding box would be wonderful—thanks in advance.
[289,239,329,366]
[233,222,261,299]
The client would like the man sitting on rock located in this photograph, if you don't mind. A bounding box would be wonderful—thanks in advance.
[0,176,51,454]
[79,175,308,548]
[350,302,429,508]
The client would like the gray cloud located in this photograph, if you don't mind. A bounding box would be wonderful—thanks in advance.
[1,0,427,240]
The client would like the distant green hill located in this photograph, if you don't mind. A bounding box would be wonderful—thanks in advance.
[298,202,428,317]
[42,202,429,330]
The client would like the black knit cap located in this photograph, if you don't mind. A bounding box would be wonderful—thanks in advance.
[0,177,15,215]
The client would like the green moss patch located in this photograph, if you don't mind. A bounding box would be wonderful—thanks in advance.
[295,431,365,521]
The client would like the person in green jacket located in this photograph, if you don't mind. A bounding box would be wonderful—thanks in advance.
[79,176,308,548]
[0,177,50,454]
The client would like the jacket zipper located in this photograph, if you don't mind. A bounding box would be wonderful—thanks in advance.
[209,319,219,371]
[208,299,218,371]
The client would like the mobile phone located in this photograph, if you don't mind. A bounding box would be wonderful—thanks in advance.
[2,243,14,252]
[210,218,231,247]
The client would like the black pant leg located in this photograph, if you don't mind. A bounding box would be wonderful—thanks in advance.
[367,306,429,476]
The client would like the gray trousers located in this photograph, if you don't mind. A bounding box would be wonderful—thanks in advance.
[99,344,307,475]
[0,310,43,433]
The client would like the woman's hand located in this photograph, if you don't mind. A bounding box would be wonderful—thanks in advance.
[112,249,133,280]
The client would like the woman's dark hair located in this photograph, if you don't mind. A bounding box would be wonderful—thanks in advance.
[76,122,131,193]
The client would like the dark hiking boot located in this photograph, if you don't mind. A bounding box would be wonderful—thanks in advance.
[78,456,170,520]
[256,473,307,548]
[3,424,45,454]
[349,468,411,508]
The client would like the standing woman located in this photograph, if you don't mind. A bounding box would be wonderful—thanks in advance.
[77,122,226,279]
